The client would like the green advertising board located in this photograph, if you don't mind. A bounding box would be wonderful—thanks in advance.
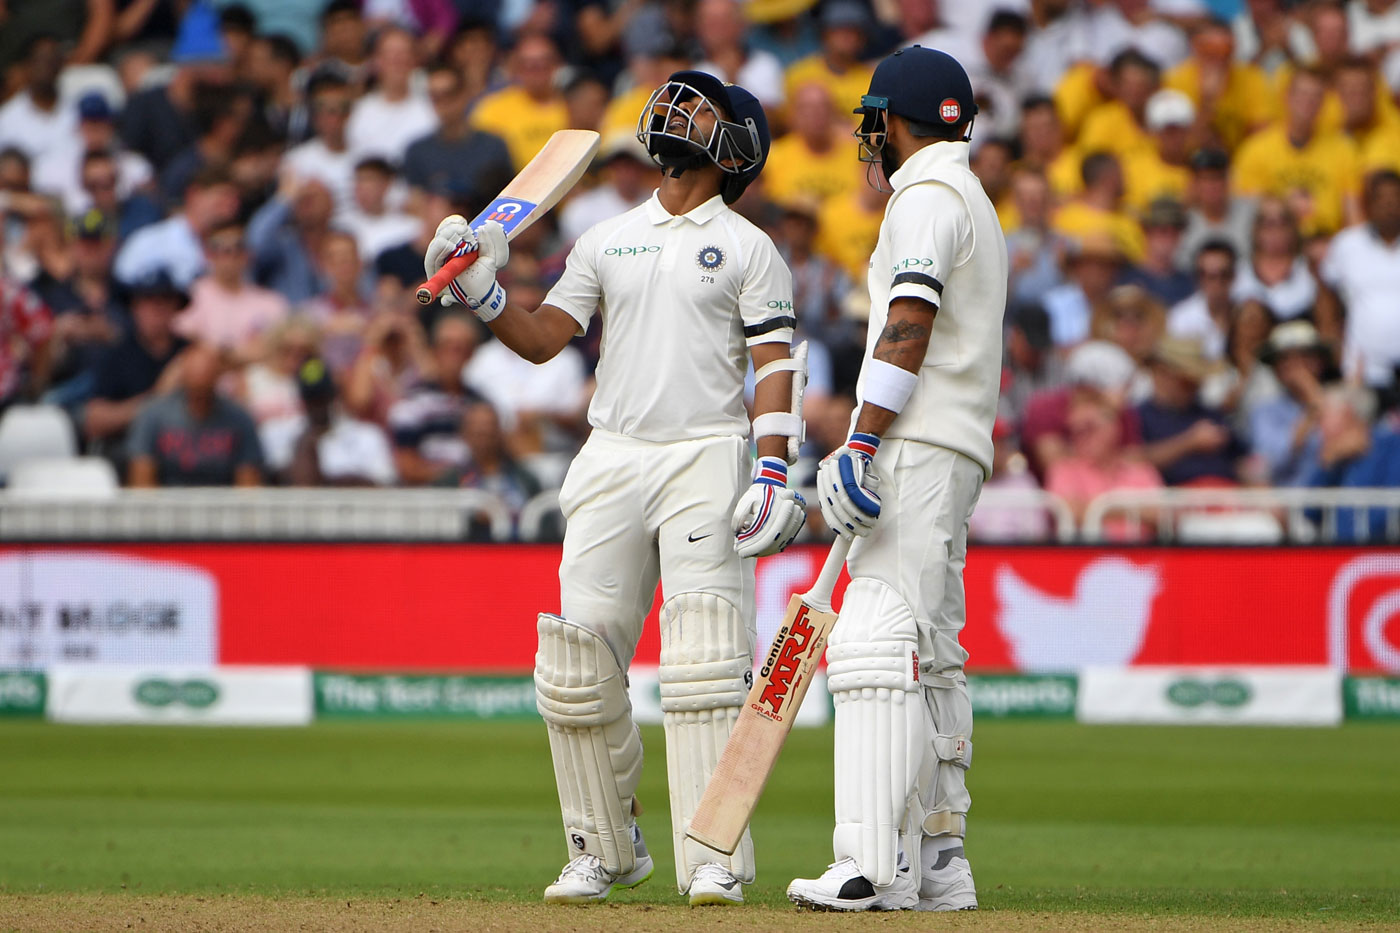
[1344,677,1400,720]
[968,674,1077,718]
[315,673,538,719]
[0,671,45,717]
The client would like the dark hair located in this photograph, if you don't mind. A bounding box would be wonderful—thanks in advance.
[565,71,607,95]
[1108,48,1159,79]
[1366,169,1400,200]
[306,71,351,98]
[206,218,246,240]
[354,156,396,176]
[0,146,31,170]
[1194,237,1238,268]
[80,149,117,170]
[258,33,303,69]
[21,32,60,60]
[1020,93,1055,115]
[189,165,235,190]
[987,9,1030,34]
[1080,151,1119,187]
[321,0,360,22]
[219,4,256,32]
[192,82,250,136]
[426,60,464,88]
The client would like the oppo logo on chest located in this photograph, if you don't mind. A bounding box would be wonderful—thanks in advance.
[604,245,661,258]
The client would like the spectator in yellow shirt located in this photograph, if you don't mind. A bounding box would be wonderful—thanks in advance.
[1122,89,1194,211]
[1232,67,1362,236]
[765,82,860,207]
[1018,95,1083,199]
[816,165,888,282]
[1336,57,1400,175]
[470,33,569,168]
[1076,49,1161,167]
[1053,61,1105,143]
[1164,20,1274,151]
[783,1,874,117]
[1052,151,1147,262]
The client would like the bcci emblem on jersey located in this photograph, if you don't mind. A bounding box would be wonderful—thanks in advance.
[696,245,726,270]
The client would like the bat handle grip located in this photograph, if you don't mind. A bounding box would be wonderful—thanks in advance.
[803,537,851,614]
[415,248,480,305]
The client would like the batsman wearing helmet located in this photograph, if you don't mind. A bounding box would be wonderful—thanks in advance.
[422,73,805,905]
[786,47,1008,912]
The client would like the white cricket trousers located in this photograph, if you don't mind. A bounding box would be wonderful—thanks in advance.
[556,429,756,667]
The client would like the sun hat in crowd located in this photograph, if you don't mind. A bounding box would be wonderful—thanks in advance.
[1066,340,1138,392]
[1152,335,1216,382]
[1145,89,1195,131]
[1258,320,1332,365]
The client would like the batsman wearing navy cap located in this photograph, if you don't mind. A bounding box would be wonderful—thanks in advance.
[424,73,805,905]
[787,46,1008,912]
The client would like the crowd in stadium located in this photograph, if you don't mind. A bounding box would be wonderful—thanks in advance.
[0,0,1397,533]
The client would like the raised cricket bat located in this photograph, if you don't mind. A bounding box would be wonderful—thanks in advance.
[415,129,601,304]
[686,537,852,854]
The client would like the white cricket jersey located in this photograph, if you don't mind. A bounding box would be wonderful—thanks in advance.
[545,190,795,443]
[856,141,1009,476]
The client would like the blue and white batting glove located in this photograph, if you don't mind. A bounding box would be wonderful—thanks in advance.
[732,456,807,559]
[423,217,510,321]
[816,433,881,541]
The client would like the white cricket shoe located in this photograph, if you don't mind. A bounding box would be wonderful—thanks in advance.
[543,824,653,903]
[787,856,917,911]
[917,843,978,911]
[687,862,744,906]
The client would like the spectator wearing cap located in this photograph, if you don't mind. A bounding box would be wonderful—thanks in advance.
[32,211,125,412]
[1177,147,1255,267]
[1075,50,1163,169]
[470,33,568,170]
[0,37,77,166]
[177,220,291,363]
[127,343,264,487]
[1123,197,1194,306]
[1307,385,1400,540]
[1051,152,1146,263]
[435,400,544,533]
[343,158,421,265]
[1168,238,1237,361]
[764,82,860,209]
[783,1,875,113]
[1122,89,1193,213]
[246,175,334,304]
[346,26,438,165]
[1232,68,1361,236]
[30,93,156,221]
[999,302,1062,425]
[1248,320,1333,486]
[1021,339,1144,481]
[281,74,357,219]
[1045,392,1163,539]
[388,312,482,485]
[1317,170,1400,389]
[1233,197,1316,322]
[560,134,658,242]
[695,0,787,109]
[84,272,190,456]
[402,63,514,204]
[1042,233,1124,347]
[0,271,53,409]
[1005,167,1067,308]
[1017,95,1082,201]
[113,166,241,290]
[1163,19,1273,151]
[1138,335,1245,486]
[263,357,397,487]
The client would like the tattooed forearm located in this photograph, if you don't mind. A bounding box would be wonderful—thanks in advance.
[874,319,928,353]
[873,319,930,369]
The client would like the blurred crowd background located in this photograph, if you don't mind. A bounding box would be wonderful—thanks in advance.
[0,0,1398,539]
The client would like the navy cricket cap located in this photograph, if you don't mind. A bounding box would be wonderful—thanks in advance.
[855,45,978,134]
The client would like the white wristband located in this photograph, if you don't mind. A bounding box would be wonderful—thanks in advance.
[862,358,919,415]
[464,281,508,323]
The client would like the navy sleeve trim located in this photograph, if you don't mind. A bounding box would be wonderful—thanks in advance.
[743,315,797,338]
[891,272,944,294]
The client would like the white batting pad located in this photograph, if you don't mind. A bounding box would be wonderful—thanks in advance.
[659,592,756,889]
[826,577,927,886]
[535,613,644,875]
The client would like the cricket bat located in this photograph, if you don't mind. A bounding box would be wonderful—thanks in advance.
[416,129,601,304]
[686,537,852,855]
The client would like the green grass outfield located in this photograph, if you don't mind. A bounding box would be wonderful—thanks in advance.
[2,720,1399,927]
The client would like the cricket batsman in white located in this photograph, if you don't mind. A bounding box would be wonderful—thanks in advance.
[786,46,1008,912]
[423,72,806,905]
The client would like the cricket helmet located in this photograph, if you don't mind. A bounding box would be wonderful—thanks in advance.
[637,70,770,203]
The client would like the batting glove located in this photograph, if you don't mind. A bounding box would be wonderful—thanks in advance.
[816,433,881,541]
[732,456,807,558]
[424,217,510,321]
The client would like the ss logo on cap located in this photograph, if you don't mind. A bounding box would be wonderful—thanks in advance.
[940,98,961,122]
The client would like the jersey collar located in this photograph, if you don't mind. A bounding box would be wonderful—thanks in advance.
[644,190,727,226]
[889,140,971,190]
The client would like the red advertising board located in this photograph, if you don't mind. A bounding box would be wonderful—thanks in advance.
[2,544,1398,673]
